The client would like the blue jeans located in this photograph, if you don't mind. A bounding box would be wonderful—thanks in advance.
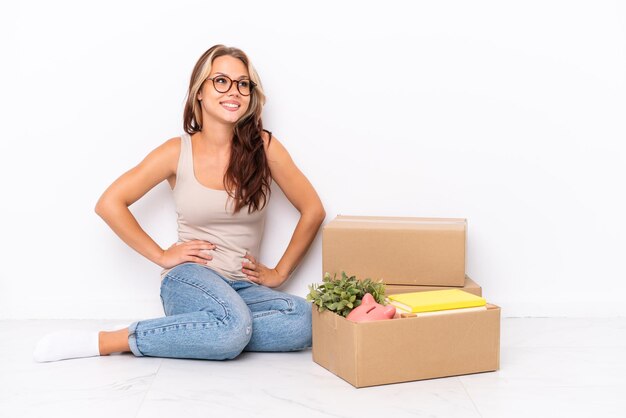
[127,263,312,360]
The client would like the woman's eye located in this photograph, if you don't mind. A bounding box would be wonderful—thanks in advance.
[215,77,228,84]
[238,80,250,88]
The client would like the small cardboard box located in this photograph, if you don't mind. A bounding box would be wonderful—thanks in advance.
[385,275,482,297]
[312,304,500,388]
[323,215,466,286]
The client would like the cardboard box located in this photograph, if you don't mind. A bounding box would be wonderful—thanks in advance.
[385,275,482,297]
[323,215,467,286]
[312,304,500,388]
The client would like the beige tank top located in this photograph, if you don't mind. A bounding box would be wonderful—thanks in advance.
[160,133,268,282]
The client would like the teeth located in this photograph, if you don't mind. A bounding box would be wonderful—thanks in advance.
[222,103,239,108]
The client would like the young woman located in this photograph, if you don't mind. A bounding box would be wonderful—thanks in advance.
[33,45,325,362]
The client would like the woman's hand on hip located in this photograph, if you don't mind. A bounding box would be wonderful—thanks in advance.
[242,254,286,288]
[157,240,216,269]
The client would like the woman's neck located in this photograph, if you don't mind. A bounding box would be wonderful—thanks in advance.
[198,121,234,152]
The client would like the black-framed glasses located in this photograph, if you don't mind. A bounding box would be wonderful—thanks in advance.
[206,75,256,96]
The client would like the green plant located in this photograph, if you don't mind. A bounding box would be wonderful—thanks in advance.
[306,272,387,317]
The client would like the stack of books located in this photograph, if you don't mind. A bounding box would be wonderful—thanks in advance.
[387,289,487,318]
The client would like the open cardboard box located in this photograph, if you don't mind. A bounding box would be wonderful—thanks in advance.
[323,215,466,286]
[312,303,500,388]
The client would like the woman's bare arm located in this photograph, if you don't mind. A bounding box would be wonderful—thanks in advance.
[242,133,326,286]
[95,137,214,268]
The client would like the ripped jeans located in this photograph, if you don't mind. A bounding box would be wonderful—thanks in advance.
[127,263,312,360]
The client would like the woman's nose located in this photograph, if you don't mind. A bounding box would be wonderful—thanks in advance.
[226,83,240,96]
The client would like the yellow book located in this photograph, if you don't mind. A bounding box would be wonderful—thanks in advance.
[387,289,486,313]
[396,306,487,318]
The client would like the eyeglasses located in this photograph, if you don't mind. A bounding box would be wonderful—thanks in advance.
[206,75,256,96]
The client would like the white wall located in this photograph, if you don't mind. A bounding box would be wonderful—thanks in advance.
[1,0,625,318]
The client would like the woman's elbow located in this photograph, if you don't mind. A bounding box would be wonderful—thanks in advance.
[300,201,325,226]
[319,205,326,223]
[312,203,326,225]
[94,198,109,218]
[94,195,123,218]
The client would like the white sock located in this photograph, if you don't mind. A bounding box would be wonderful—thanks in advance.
[33,330,100,363]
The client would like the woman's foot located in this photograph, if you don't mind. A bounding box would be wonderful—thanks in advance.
[33,330,100,362]
[33,324,131,362]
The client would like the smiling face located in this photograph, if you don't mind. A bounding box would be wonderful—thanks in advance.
[196,55,252,127]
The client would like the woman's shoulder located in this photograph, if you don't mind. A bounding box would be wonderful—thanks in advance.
[261,129,272,146]
[261,130,293,164]
[162,135,183,151]
[152,136,182,160]
[139,135,183,174]
[261,129,281,152]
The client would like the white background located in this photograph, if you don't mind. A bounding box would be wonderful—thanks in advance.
[1,0,624,318]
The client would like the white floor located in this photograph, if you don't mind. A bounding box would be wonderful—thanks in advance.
[1,318,625,418]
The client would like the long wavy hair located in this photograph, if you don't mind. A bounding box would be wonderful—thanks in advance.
[183,45,271,214]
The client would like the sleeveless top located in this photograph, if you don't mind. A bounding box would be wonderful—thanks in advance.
[160,132,268,282]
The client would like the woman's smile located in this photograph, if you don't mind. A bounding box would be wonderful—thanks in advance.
[220,100,241,111]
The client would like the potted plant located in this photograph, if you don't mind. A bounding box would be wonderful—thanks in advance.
[306,272,387,318]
